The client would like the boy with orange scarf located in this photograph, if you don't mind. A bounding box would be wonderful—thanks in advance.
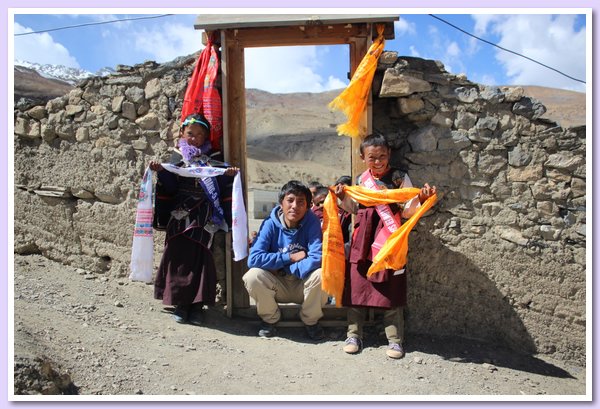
[334,134,436,359]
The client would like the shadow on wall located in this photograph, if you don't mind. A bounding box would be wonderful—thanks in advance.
[405,226,573,378]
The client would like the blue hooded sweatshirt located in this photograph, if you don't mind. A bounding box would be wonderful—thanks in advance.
[247,205,322,279]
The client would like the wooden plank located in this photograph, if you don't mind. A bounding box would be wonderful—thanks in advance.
[348,30,371,182]
[222,30,250,313]
[230,24,369,48]
[221,30,233,318]
[195,14,398,37]
[229,305,378,327]
[224,233,233,318]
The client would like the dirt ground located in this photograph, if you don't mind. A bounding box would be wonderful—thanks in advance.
[12,253,587,400]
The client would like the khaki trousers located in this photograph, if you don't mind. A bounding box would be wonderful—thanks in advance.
[243,267,327,326]
[346,306,404,344]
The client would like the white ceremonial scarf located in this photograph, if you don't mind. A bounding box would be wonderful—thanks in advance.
[129,165,248,283]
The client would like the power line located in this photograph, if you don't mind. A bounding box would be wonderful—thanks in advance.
[15,12,586,86]
[14,14,175,36]
[428,14,586,85]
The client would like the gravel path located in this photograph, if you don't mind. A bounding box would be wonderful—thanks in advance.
[12,254,587,399]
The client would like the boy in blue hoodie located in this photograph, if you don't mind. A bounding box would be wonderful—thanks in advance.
[243,180,327,340]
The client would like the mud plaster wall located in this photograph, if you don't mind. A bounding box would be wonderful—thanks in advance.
[13,53,586,365]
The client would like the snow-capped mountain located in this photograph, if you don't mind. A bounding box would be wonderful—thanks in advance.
[14,60,115,85]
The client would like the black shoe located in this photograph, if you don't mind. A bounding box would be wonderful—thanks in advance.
[188,310,204,326]
[172,305,190,324]
[187,303,204,326]
[305,323,325,340]
[258,321,277,338]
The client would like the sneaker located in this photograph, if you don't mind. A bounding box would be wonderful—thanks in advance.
[258,321,277,338]
[305,323,325,340]
[343,337,362,354]
[386,342,405,359]
[172,305,189,324]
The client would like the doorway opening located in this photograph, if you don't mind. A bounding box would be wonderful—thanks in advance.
[243,44,351,235]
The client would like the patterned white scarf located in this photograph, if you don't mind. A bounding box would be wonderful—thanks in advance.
[129,165,248,283]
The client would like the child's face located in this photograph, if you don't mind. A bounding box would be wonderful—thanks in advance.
[280,193,308,228]
[180,123,209,148]
[361,145,390,177]
[312,194,327,208]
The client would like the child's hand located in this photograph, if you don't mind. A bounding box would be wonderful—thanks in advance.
[225,167,239,176]
[289,251,307,263]
[149,161,163,171]
[334,184,346,200]
[248,231,257,246]
[418,183,437,204]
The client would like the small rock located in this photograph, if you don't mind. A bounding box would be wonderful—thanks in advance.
[413,357,423,364]
[482,363,498,372]
[114,301,124,307]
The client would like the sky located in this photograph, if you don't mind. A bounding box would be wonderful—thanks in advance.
[11,11,587,93]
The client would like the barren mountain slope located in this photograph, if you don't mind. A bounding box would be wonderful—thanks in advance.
[14,66,74,103]
[520,85,585,128]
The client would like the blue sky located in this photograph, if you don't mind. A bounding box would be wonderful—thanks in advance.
[12,11,587,93]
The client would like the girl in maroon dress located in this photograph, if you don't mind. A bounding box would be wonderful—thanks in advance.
[149,114,238,325]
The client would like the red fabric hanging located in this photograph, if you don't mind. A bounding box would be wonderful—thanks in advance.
[181,34,223,151]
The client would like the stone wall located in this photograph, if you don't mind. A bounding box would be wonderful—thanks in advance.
[372,53,586,365]
[13,53,586,365]
[14,57,195,277]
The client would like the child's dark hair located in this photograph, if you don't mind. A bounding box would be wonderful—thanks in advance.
[307,181,323,189]
[279,180,312,204]
[181,113,211,132]
[360,133,390,155]
[314,186,330,198]
[335,175,352,186]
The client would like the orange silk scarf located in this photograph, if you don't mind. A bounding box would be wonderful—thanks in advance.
[328,24,385,138]
[321,186,437,306]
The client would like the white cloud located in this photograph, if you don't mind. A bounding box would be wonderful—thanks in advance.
[472,14,496,36]
[409,45,421,57]
[395,17,416,36]
[472,14,585,91]
[245,46,346,93]
[471,73,498,86]
[324,76,347,90]
[13,22,80,68]
[446,41,461,58]
[132,22,202,63]
[420,24,464,75]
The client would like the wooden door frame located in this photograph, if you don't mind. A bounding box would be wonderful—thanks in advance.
[218,23,374,317]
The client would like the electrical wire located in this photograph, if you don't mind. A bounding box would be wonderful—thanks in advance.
[14,14,175,36]
[14,13,586,85]
[428,14,585,84]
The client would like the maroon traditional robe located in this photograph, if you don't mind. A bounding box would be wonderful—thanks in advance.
[342,168,408,309]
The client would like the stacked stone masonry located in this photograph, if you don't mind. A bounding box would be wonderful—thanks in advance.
[13,52,586,365]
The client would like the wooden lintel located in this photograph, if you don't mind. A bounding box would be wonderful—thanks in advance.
[227,24,369,48]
